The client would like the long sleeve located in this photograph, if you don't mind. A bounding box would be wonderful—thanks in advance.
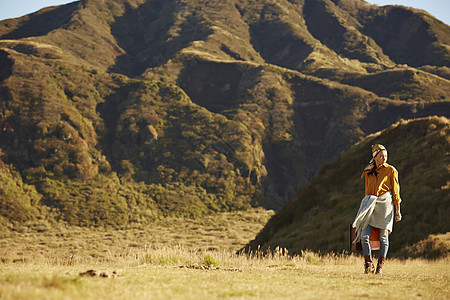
[391,167,401,205]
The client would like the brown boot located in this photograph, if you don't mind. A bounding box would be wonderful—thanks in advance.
[364,255,374,274]
[375,256,386,274]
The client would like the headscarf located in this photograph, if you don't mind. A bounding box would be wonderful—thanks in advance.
[361,144,386,178]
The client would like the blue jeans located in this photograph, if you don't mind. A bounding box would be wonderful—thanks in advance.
[362,225,389,257]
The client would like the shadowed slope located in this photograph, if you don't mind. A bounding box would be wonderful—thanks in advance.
[0,2,80,39]
[245,116,449,256]
[110,0,214,75]
[362,5,450,67]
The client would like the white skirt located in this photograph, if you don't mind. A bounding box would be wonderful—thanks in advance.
[351,191,394,244]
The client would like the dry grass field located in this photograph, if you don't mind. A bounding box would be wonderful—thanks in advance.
[0,208,274,263]
[0,208,449,299]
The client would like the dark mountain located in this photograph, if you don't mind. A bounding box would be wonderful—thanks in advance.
[0,0,449,227]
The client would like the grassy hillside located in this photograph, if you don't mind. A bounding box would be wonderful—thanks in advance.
[0,160,42,224]
[245,116,449,257]
[0,0,449,227]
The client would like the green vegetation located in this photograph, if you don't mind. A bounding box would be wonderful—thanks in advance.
[0,161,42,224]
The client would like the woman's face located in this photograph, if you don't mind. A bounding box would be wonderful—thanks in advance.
[374,149,388,166]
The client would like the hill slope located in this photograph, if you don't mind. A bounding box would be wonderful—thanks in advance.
[0,0,449,227]
[245,116,449,256]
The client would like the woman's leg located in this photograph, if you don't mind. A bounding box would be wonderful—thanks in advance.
[361,225,374,273]
[376,229,389,274]
[379,229,389,257]
[361,225,372,256]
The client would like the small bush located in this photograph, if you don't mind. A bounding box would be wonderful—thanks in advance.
[203,254,219,267]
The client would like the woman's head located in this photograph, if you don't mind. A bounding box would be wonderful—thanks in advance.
[371,144,387,167]
[363,144,388,177]
[374,149,388,166]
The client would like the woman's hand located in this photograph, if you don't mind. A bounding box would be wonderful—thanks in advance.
[395,203,402,222]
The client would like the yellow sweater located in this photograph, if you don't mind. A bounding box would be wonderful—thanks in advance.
[363,163,402,205]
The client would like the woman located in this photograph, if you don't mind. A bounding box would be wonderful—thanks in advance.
[352,144,402,274]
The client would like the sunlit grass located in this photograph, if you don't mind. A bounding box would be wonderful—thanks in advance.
[0,249,448,300]
[1,208,448,299]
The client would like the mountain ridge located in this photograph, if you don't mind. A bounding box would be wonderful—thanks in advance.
[0,0,448,229]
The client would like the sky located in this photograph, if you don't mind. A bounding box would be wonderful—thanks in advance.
[0,0,448,25]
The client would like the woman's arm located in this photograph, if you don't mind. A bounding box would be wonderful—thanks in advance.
[395,202,402,222]
[391,167,402,221]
